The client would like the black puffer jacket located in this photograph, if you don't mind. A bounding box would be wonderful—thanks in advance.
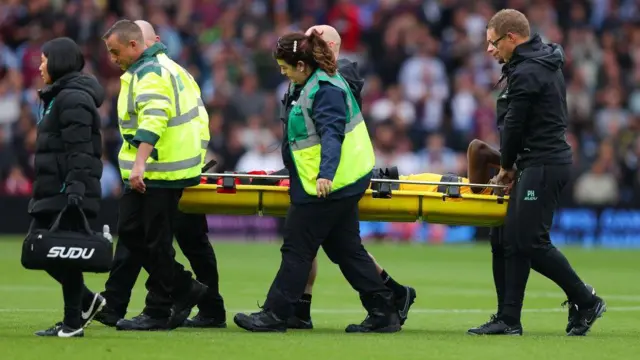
[29,72,105,217]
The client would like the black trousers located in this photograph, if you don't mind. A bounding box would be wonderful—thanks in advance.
[262,194,391,319]
[102,211,223,318]
[504,165,569,256]
[490,225,506,316]
[30,211,95,329]
[117,188,194,306]
[502,164,589,321]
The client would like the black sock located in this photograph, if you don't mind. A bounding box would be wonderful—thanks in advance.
[501,315,520,327]
[490,227,506,316]
[380,270,406,298]
[294,293,312,320]
[531,247,595,308]
[502,254,531,324]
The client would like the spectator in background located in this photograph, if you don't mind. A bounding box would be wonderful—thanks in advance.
[398,32,449,133]
[0,127,17,185]
[100,152,121,199]
[4,165,31,196]
[0,36,21,135]
[416,133,458,175]
[574,141,621,205]
[231,74,268,120]
[450,71,478,141]
[235,136,283,173]
[369,84,416,128]
[595,87,631,138]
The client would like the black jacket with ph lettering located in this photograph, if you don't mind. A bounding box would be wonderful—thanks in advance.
[499,34,573,170]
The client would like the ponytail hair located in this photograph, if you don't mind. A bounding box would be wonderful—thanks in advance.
[273,30,337,75]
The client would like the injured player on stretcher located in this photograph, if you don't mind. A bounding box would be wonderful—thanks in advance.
[217,139,505,196]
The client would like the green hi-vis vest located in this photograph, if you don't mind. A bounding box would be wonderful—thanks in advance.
[117,43,202,188]
[287,68,375,196]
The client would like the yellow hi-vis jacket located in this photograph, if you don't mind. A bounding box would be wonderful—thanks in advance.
[153,43,210,166]
[117,42,202,188]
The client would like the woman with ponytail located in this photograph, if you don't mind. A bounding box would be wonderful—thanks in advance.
[233,30,402,334]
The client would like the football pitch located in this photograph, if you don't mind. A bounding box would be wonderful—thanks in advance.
[1,237,639,360]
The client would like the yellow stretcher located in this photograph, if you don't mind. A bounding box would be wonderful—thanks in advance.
[179,174,510,227]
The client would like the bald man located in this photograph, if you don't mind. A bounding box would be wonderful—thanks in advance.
[306,25,364,110]
[135,20,160,43]
[282,25,416,332]
[93,21,226,331]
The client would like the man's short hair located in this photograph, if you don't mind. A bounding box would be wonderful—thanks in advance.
[102,19,144,44]
[487,9,530,38]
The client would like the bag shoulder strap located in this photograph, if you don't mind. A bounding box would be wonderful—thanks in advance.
[49,205,93,235]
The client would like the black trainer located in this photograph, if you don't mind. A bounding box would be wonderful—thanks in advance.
[93,306,122,327]
[286,315,313,329]
[81,293,107,328]
[183,312,227,328]
[345,293,402,333]
[167,281,208,329]
[562,284,596,334]
[567,295,606,336]
[396,286,417,325]
[116,313,169,331]
[35,322,84,338]
[467,317,523,336]
[467,314,500,334]
[233,310,287,332]
[345,312,402,333]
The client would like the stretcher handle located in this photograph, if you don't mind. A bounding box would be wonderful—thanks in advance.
[370,178,506,189]
[200,172,507,189]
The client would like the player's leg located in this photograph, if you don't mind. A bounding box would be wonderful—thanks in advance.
[367,251,416,325]
[320,195,400,333]
[287,257,316,329]
[175,211,226,328]
[306,258,317,295]
[94,241,143,326]
[292,250,417,329]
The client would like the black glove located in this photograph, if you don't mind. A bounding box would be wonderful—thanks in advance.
[67,193,83,207]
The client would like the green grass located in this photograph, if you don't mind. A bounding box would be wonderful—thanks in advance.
[1,237,639,360]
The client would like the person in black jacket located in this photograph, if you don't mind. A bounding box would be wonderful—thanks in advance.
[470,9,606,336]
[29,37,107,337]
[233,30,400,333]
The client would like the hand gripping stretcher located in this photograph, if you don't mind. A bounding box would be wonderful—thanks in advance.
[178,172,510,227]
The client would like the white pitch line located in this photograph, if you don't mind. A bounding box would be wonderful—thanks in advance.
[3,285,640,302]
[1,306,639,314]
[424,287,640,302]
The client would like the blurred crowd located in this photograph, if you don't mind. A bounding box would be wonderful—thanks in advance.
[0,0,639,210]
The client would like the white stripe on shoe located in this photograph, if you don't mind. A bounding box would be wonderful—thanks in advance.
[81,294,107,328]
[57,327,84,338]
